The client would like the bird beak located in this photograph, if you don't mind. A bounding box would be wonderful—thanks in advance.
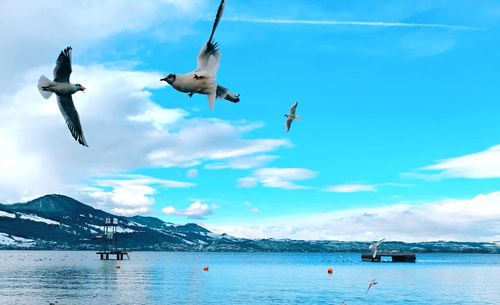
[81,86,86,92]
[160,77,167,82]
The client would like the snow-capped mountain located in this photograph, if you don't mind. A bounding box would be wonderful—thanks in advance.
[0,194,498,253]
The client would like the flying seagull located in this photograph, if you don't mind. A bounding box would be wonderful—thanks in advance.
[367,279,378,292]
[284,101,300,132]
[160,0,239,110]
[369,238,385,258]
[37,46,88,147]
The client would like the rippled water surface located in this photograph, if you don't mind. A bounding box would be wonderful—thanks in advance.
[0,251,498,304]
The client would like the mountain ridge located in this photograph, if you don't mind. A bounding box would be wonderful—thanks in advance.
[0,194,498,253]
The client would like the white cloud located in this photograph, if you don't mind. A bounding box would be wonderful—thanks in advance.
[205,155,278,169]
[0,0,205,89]
[147,122,290,168]
[324,184,377,193]
[0,65,289,204]
[415,145,500,179]
[250,207,260,213]
[128,106,188,130]
[186,169,199,179]
[209,192,500,242]
[112,207,150,216]
[163,201,212,219]
[238,167,318,189]
[84,175,195,215]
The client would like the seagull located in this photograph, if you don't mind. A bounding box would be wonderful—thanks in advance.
[369,238,385,258]
[160,0,239,110]
[37,46,88,147]
[367,279,378,292]
[284,101,300,132]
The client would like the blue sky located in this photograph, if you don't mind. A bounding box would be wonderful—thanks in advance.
[1,0,500,241]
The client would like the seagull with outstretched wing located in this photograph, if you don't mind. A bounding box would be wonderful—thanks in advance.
[367,279,378,292]
[284,101,300,132]
[37,46,88,147]
[160,0,239,110]
[369,238,385,258]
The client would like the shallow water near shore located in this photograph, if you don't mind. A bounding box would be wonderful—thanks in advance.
[0,251,498,304]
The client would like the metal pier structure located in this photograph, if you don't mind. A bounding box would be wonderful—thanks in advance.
[94,217,129,260]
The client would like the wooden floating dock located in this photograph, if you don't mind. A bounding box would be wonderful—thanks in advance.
[362,253,416,263]
[96,250,129,260]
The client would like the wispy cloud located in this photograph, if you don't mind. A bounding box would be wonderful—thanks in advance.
[205,155,278,170]
[225,17,481,31]
[324,184,377,193]
[238,167,318,190]
[409,145,500,180]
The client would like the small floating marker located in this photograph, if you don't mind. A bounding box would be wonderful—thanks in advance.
[203,266,209,271]
[115,264,121,269]
[327,267,333,274]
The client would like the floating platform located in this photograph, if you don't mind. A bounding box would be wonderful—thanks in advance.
[362,253,416,263]
[96,250,129,260]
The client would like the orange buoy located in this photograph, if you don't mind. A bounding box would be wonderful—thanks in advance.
[203,266,209,271]
[327,267,333,274]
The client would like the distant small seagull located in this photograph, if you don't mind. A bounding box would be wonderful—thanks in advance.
[284,101,300,132]
[367,279,378,292]
[38,46,88,146]
[160,0,239,109]
[46,301,58,305]
[369,238,385,258]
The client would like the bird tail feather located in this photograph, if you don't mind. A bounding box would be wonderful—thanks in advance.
[208,93,216,110]
[216,85,240,103]
[38,75,53,99]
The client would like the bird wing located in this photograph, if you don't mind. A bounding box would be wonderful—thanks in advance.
[285,117,293,132]
[196,43,221,76]
[372,248,378,258]
[379,238,386,243]
[56,95,88,147]
[208,0,225,45]
[53,47,72,83]
[196,0,225,76]
[289,102,298,115]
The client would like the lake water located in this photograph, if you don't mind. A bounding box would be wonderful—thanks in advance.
[0,251,498,304]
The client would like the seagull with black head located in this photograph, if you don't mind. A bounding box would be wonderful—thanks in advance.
[37,46,88,147]
[161,0,240,110]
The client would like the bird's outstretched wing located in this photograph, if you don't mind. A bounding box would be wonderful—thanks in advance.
[285,117,293,132]
[290,102,298,115]
[56,95,88,147]
[53,47,72,83]
[208,0,225,45]
[196,0,225,76]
